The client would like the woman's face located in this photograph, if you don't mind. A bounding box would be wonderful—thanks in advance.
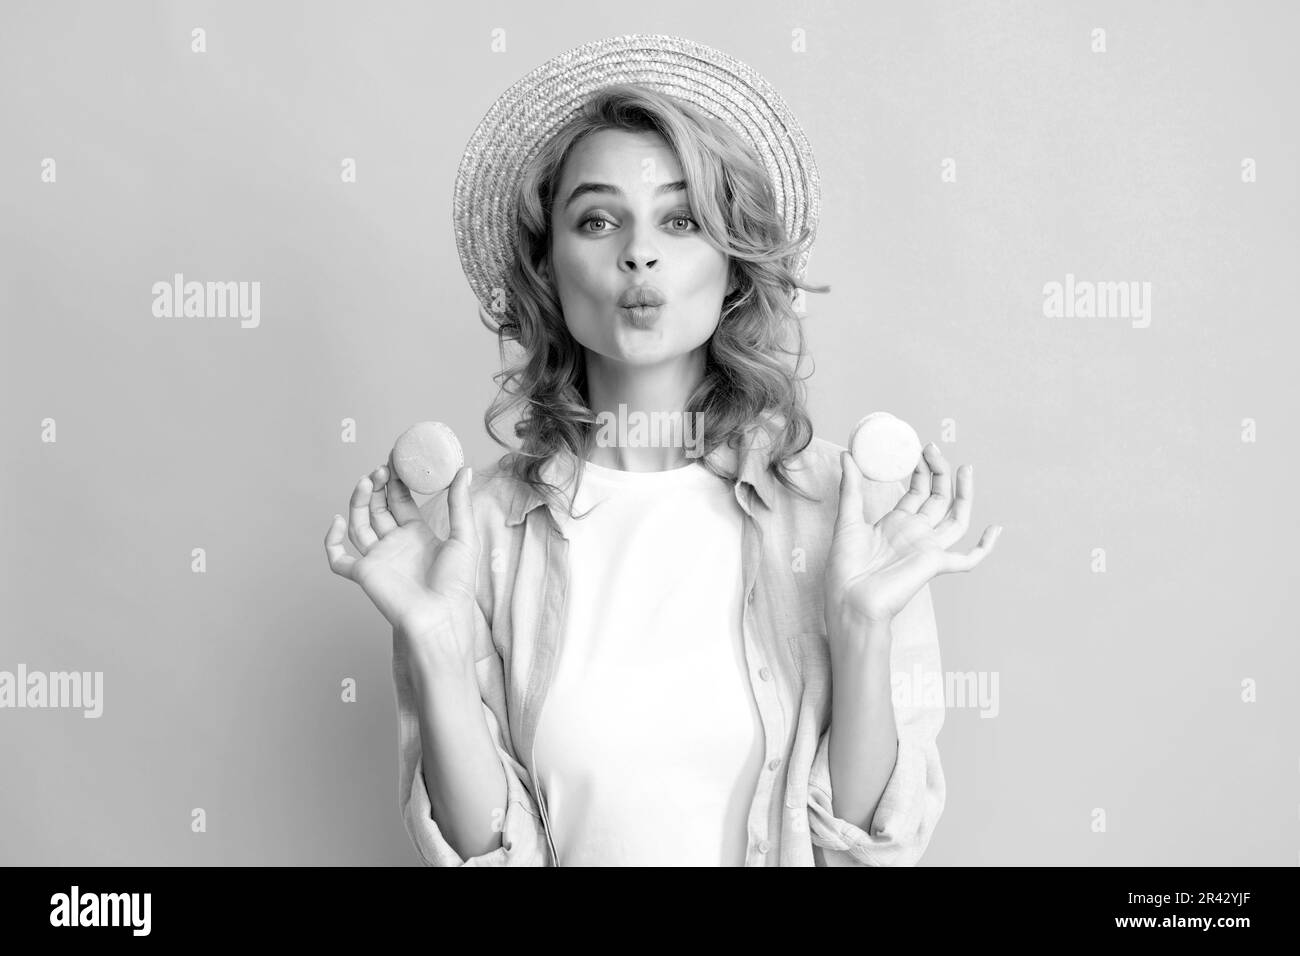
[548,128,730,368]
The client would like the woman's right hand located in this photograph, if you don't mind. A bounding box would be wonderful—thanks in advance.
[324,460,480,671]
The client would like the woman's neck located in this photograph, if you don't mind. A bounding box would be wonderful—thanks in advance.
[584,349,706,472]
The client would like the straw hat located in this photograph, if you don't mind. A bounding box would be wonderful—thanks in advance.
[451,33,821,328]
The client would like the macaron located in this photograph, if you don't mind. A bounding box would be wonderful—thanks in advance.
[848,412,923,482]
[390,421,464,495]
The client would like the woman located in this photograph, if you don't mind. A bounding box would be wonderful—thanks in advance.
[324,35,1001,866]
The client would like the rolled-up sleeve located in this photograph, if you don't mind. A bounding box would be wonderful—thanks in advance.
[806,576,946,866]
[392,607,550,866]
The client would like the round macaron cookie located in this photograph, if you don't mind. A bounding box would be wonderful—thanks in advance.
[848,412,923,482]
[390,421,465,495]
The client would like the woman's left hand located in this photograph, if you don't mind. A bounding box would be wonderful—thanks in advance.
[825,443,1003,642]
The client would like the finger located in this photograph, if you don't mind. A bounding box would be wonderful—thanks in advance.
[324,514,358,579]
[939,524,1002,574]
[446,466,480,552]
[835,451,866,535]
[368,464,398,536]
[917,443,953,526]
[384,466,422,526]
[895,457,932,514]
[933,464,973,547]
[348,475,379,554]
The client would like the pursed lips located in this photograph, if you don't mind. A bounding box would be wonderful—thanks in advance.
[618,286,667,308]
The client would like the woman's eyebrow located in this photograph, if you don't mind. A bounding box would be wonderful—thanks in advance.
[563,179,687,210]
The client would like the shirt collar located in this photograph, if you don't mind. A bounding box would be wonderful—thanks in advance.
[505,416,783,532]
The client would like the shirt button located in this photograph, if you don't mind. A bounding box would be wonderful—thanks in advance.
[768,758,781,771]
[758,667,772,681]
[757,839,771,854]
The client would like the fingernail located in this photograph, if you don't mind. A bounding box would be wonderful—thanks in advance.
[467,467,473,483]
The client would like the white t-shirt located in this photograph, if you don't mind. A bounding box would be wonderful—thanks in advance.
[532,457,765,865]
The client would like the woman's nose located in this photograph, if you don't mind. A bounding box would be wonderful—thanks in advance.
[620,222,661,271]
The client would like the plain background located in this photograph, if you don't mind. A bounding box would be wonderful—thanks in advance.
[1,1,1295,865]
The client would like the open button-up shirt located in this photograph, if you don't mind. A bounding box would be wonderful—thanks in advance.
[391,420,945,866]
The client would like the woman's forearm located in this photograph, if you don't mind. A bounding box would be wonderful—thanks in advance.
[412,658,510,861]
[826,620,898,832]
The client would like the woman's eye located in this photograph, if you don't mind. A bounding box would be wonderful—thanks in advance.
[578,213,697,233]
